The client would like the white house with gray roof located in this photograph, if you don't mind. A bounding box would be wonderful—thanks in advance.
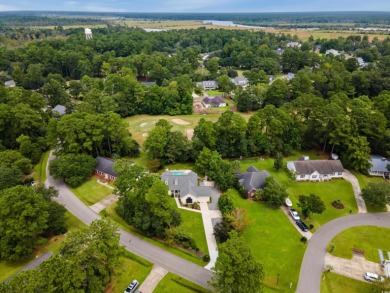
[196,80,218,90]
[287,159,344,181]
[368,155,390,179]
[161,170,213,204]
[236,166,270,199]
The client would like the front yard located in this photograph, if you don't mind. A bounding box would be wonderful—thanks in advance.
[154,272,212,293]
[329,226,390,263]
[321,272,375,293]
[231,189,306,292]
[70,176,113,206]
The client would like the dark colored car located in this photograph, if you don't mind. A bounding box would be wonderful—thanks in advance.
[296,220,309,232]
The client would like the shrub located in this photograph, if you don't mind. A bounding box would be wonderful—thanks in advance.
[203,254,210,262]
[300,236,307,243]
[309,224,314,230]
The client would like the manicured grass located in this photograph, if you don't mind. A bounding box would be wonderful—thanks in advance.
[33,150,50,184]
[108,250,153,293]
[205,90,224,96]
[0,211,86,282]
[238,151,358,231]
[70,176,113,206]
[126,113,253,145]
[231,189,306,292]
[101,202,206,266]
[178,209,208,256]
[329,226,390,263]
[321,272,375,293]
[154,272,212,293]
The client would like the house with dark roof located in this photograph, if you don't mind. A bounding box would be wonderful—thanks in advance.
[95,157,118,182]
[274,48,284,55]
[196,80,218,90]
[236,166,270,198]
[161,170,213,204]
[202,96,226,108]
[287,159,344,181]
[368,155,390,179]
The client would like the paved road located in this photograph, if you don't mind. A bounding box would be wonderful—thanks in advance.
[45,152,213,290]
[296,212,390,293]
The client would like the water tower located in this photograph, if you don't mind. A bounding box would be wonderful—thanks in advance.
[85,28,92,40]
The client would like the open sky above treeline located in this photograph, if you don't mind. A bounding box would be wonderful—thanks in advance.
[0,0,389,13]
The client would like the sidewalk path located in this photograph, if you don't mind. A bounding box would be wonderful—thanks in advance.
[138,265,168,293]
[200,202,219,270]
[343,170,367,213]
[89,194,118,214]
[281,206,313,239]
[96,179,115,190]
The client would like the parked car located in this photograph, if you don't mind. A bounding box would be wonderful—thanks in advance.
[289,209,300,221]
[296,220,309,232]
[124,280,139,293]
[364,272,384,282]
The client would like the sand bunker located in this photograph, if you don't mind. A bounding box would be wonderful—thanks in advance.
[142,133,149,137]
[186,129,194,140]
[172,118,190,125]
[140,122,148,127]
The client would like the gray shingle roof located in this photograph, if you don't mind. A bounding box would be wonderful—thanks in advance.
[96,157,117,177]
[53,105,66,115]
[236,166,270,192]
[292,160,344,175]
[369,155,390,172]
[161,170,213,198]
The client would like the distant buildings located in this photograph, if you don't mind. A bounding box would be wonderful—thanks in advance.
[202,96,226,108]
[286,41,302,49]
[325,49,341,56]
[230,77,248,88]
[283,72,296,81]
[4,80,16,88]
[52,105,66,116]
[274,48,284,55]
[196,80,218,90]
[368,155,390,179]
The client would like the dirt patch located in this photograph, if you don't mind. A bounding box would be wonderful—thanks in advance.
[171,118,190,125]
[332,200,345,209]
[142,133,148,137]
[186,129,194,140]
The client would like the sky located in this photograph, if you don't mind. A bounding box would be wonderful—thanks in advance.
[0,0,389,13]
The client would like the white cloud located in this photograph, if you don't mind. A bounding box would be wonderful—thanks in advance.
[0,4,16,11]
[65,1,79,6]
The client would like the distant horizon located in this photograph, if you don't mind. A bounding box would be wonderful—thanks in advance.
[0,0,389,13]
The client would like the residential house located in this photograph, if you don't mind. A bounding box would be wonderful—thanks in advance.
[161,170,213,204]
[230,77,248,88]
[286,42,302,49]
[196,80,218,90]
[274,48,284,55]
[325,49,341,56]
[283,72,295,81]
[269,75,275,84]
[139,81,157,86]
[287,159,344,181]
[4,80,16,88]
[357,57,368,68]
[368,155,390,179]
[95,157,118,182]
[52,105,66,116]
[236,166,270,198]
[202,96,226,108]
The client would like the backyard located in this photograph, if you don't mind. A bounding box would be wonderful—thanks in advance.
[70,176,113,206]
[321,272,376,293]
[154,272,212,293]
[329,226,390,263]
[231,189,306,292]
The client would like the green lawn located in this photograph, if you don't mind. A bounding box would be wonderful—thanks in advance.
[321,272,375,293]
[350,171,388,212]
[231,189,306,292]
[205,90,224,96]
[329,226,390,263]
[0,211,85,282]
[101,202,206,266]
[70,176,113,206]
[33,150,50,184]
[108,251,153,293]
[238,152,358,230]
[178,209,208,256]
[154,272,212,293]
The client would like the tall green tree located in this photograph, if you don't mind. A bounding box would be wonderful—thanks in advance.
[362,182,390,209]
[298,194,326,219]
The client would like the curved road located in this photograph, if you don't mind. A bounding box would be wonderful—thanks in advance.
[44,153,213,290]
[297,212,390,293]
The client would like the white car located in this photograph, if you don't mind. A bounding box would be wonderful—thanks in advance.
[124,280,139,293]
[289,209,300,221]
[364,272,384,282]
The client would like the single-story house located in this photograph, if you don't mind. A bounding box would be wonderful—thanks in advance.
[283,72,295,81]
[95,157,118,182]
[274,48,284,55]
[52,105,66,116]
[325,49,341,56]
[236,166,270,198]
[139,81,157,86]
[4,80,16,88]
[161,170,213,204]
[203,96,226,108]
[357,57,368,68]
[368,155,390,179]
[287,159,344,181]
[196,80,218,90]
[230,77,248,88]
[286,41,301,48]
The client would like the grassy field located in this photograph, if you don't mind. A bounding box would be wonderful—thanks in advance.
[101,202,207,266]
[351,171,389,212]
[154,272,212,293]
[231,189,306,292]
[70,176,113,206]
[0,211,85,282]
[321,272,375,293]
[107,251,153,293]
[33,150,50,184]
[205,90,224,96]
[126,113,253,145]
[329,226,390,263]
[238,151,357,230]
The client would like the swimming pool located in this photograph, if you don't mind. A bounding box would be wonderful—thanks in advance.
[172,171,185,175]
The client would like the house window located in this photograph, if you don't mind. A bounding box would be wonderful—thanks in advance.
[337,172,342,175]
[300,175,305,178]
[312,175,317,178]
